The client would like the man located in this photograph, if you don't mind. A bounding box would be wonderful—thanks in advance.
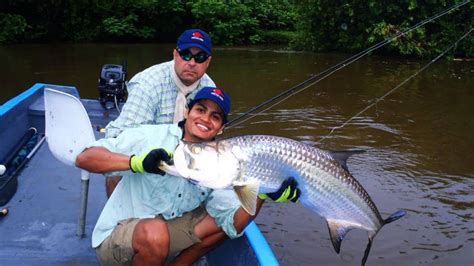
[104,28,215,196]
[76,87,300,265]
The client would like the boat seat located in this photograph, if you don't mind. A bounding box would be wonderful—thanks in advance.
[43,88,95,237]
[30,86,80,118]
[29,86,80,133]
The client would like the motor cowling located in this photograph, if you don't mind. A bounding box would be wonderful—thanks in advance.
[98,64,127,109]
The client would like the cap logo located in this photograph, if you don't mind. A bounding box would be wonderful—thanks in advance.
[191,31,204,42]
[211,88,224,101]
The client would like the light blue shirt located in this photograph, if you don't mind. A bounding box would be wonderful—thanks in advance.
[105,60,215,138]
[88,124,241,248]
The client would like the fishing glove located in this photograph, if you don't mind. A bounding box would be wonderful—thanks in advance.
[129,148,172,175]
[258,177,301,203]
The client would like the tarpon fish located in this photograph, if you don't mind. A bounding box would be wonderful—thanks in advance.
[162,135,405,265]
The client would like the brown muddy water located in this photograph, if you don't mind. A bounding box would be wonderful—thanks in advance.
[1,43,473,265]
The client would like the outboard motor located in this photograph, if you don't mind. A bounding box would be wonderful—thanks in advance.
[98,64,127,110]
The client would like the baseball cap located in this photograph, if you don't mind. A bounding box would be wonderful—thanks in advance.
[190,87,231,122]
[176,29,212,55]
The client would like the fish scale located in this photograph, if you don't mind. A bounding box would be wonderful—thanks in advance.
[226,136,380,226]
[230,136,377,213]
[168,134,406,265]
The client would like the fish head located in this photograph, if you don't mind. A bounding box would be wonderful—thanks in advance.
[172,140,240,189]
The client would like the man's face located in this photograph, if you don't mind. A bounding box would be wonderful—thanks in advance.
[174,47,211,86]
[184,99,225,142]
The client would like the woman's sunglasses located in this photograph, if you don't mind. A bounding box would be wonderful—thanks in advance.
[177,48,210,64]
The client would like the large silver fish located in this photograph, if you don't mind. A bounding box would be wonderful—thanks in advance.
[162,135,405,265]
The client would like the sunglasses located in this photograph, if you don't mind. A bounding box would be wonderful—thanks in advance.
[177,48,210,64]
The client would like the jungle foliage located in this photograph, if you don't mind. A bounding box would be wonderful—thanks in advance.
[0,0,472,57]
[293,0,473,58]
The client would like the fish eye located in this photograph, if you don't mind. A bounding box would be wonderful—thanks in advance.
[191,145,202,154]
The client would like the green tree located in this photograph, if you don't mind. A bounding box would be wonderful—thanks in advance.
[0,0,470,57]
[0,13,27,43]
[189,1,259,45]
[292,0,473,57]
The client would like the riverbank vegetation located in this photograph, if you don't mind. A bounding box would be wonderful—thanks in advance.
[1,1,472,58]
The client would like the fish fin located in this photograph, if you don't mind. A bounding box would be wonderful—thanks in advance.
[384,209,406,224]
[361,210,406,266]
[326,219,352,254]
[362,234,374,266]
[328,150,366,171]
[360,210,406,265]
[233,180,260,216]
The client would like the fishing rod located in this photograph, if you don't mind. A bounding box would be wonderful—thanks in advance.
[316,27,473,144]
[225,0,471,129]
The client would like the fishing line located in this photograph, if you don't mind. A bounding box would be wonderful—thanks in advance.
[316,27,473,144]
[225,0,471,129]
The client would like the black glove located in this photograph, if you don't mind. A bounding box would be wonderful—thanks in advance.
[129,148,172,175]
[258,177,301,203]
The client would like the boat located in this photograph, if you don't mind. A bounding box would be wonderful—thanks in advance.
[0,83,278,265]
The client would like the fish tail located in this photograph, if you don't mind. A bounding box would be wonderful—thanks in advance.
[384,209,406,224]
[361,210,406,266]
[361,236,373,266]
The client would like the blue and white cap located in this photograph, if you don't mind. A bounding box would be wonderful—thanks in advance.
[176,29,212,55]
[191,87,231,121]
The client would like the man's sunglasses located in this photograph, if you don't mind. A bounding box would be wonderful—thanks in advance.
[177,48,210,64]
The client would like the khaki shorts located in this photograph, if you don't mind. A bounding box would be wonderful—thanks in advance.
[96,206,207,265]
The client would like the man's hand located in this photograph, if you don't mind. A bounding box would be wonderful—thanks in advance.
[258,177,301,203]
[129,148,172,175]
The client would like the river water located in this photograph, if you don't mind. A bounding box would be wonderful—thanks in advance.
[1,43,473,265]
